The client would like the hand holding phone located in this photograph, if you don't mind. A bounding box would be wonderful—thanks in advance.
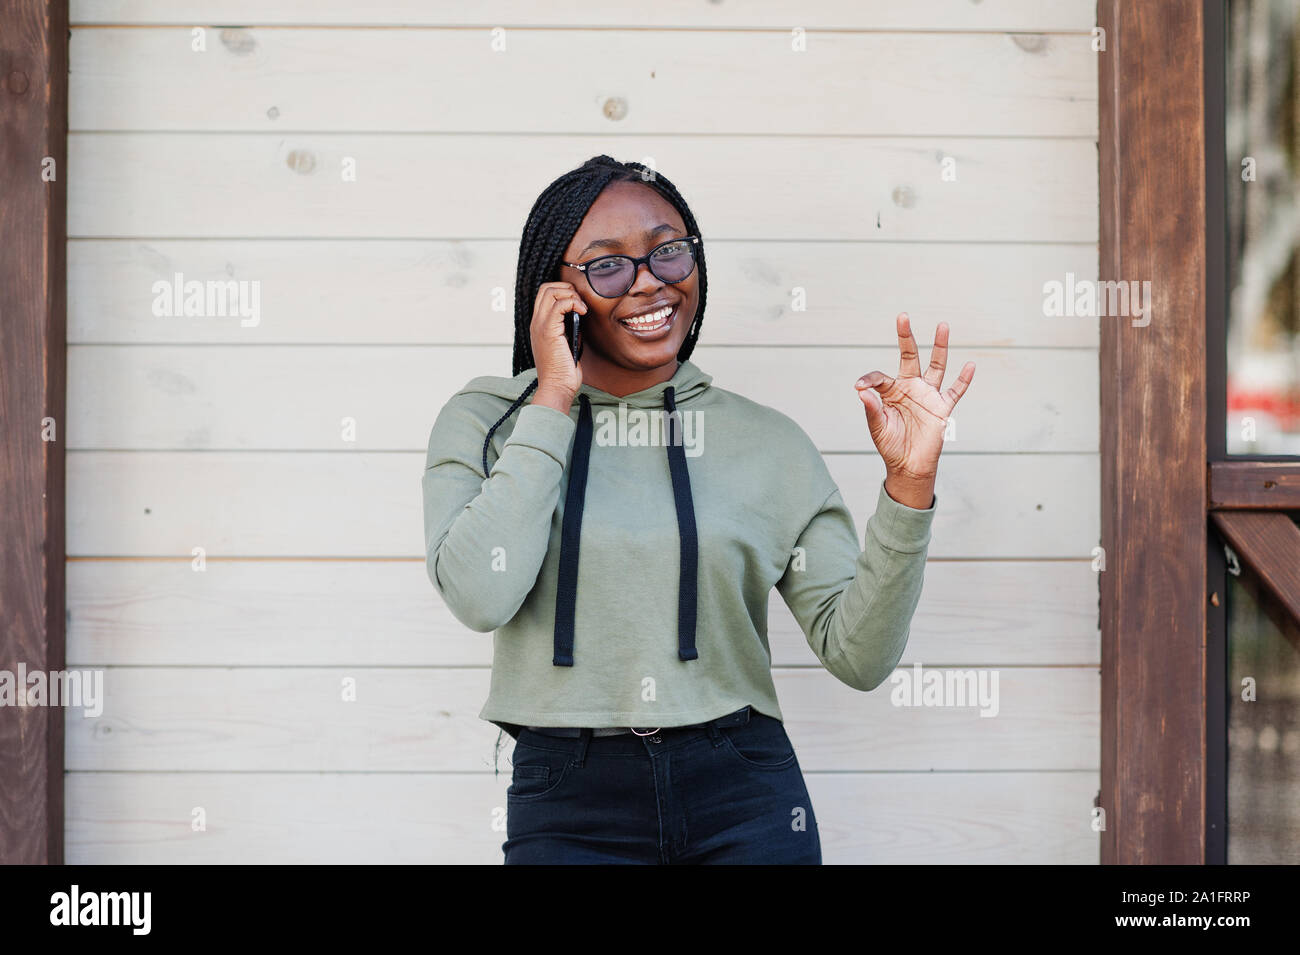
[528,282,585,407]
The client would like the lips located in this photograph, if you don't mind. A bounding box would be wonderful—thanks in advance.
[618,302,677,336]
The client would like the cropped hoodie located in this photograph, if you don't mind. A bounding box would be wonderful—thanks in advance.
[421,359,937,734]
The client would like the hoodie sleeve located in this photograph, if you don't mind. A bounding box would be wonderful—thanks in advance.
[421,398,575,633]
[776,478,936,691]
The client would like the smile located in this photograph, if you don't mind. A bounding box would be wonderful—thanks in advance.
[618,304,676,336]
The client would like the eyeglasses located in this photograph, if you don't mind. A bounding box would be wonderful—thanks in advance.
[562,235,701,298]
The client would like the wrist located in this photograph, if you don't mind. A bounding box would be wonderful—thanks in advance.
[532,385,576,413]
[883,470,936,510]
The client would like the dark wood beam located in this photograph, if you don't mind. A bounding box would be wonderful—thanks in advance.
[1211,511,1300,624]
[1098,0,1208,864]
[1209,462,1300,509]
[0,0,69,864]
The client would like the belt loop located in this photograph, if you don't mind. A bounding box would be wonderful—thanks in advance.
[707,722,723,747]
[574,728,592,767]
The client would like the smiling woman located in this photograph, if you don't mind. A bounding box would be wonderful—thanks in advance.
[420,155,973,865]
[524,168,708,402]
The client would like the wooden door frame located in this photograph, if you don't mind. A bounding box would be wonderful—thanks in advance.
[1100,0,1300,864]
[0,0,69,864]
[1097,0,1209,864]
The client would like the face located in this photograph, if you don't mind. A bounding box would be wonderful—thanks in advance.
[558,180,700,380]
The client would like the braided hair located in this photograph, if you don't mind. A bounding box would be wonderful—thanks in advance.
[479,155,708,479]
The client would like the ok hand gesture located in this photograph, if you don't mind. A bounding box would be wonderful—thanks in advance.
[855,314,975,510]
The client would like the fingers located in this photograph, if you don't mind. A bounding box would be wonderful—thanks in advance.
[923,321,949,390]
[535,282,587,321]
[942,361,976,413]
[895,312,921,379]
[551,284,587,312]
[855,370,895,394]
[530,282,588,346]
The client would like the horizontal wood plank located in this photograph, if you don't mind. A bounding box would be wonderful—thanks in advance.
[66,451,1100,557]
[65,559,1099,667]
[67,135,1100,242]
[67,345,1098,452]
[63,667,1099,772]
[69,238,1100,347]
[68,0,1098,31]
[70,28,1096,137]
[64,769,1099,864]
[1208,461,1300,510]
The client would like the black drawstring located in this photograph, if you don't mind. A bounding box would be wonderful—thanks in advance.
[551,387,700,666]
[553,393,592,666]
[663,386,699,661]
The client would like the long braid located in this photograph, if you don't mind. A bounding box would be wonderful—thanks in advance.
[480,155,708,478]
[479,378,538,479]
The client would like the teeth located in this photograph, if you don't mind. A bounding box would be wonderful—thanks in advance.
[623,305,674,328]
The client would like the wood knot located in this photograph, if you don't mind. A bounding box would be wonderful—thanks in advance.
[286,149,317,174]
[220,28,257,55]
[602,97,629,121]
[1011,34,1048,54]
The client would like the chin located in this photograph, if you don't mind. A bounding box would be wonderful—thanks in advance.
[621,343,684,370]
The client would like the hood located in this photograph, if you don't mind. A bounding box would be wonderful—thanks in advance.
[468,358,709,679]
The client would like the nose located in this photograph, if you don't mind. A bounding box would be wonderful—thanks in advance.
[626,260,664,295]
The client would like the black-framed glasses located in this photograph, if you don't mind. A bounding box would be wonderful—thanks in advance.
[562,235,701,298]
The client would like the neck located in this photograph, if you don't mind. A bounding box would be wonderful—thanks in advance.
[579,356,681,398]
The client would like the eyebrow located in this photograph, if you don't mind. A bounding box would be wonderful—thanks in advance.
[578,224,682,258]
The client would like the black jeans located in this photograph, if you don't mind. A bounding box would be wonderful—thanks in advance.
[502,706,822,864]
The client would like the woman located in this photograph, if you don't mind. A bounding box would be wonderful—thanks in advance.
[421,155,974,864]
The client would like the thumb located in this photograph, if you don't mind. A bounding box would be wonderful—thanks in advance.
[858,384,887,441]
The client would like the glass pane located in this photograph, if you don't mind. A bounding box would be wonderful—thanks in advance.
[1226,0,1300,454]
[1226,535,1300,863]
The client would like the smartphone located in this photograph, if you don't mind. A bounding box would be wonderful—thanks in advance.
[564,310,582,361]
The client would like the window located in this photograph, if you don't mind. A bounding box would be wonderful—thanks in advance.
[1225,0,1300,454]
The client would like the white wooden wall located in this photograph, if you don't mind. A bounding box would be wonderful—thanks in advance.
[64,0,1101,863]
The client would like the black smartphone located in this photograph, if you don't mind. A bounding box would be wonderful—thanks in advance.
[564,310,582,361]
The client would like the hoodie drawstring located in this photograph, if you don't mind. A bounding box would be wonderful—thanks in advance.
[552,393,592,666]
[551,387,699,666]
[663,386,699,661]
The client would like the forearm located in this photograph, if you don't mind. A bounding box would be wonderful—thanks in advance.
[816,535,927,691]
[784,479,935,691]
[422,402,575,631]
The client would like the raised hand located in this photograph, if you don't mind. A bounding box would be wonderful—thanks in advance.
[855,313,975,510]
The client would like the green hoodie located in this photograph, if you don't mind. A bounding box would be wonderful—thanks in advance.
[421,358,936,733]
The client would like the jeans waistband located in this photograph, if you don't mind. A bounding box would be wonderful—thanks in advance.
[522,705,753,739]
